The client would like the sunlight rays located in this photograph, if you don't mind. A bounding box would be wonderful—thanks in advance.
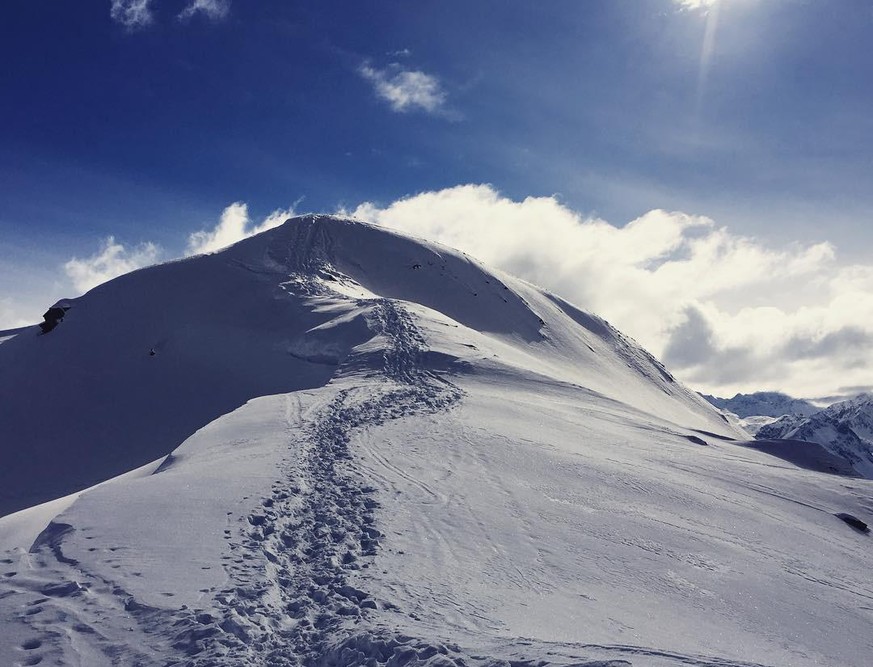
[695,0,722,117]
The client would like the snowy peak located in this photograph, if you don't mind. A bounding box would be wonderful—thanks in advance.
[757,393,873,477]
[0,215,738,516]
[230,214,547,340]
[702,391,819,418]
[237,216,734,433]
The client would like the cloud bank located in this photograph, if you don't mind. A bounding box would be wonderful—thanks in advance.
[64,237,161,293]
[346,184,873,399]
[359,65,446,114]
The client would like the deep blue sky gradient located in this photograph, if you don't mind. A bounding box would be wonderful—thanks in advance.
[2,0,872,260]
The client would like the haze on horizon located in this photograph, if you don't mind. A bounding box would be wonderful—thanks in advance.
[2,0,872,400]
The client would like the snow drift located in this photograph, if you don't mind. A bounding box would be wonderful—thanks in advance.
[1,215,871,667]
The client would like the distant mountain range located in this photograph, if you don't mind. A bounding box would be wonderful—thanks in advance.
[703,391,873,478]
[701,391,819,418]
[757,393,873,478]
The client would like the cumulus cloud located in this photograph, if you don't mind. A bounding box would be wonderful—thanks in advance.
[110,0,155,29]
[359,65,446,114]
[663,306,774,385]
[784,327,873,362]
[0,298,34,331]
[64,237,162,293]
[50,202,294,303]
[186,202,295,255]
[346,184,873,399]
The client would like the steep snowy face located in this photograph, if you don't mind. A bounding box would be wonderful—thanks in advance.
[702,391,819,418]
[229,216,739,436]
[0,215,737,516]
[757,394,873,478]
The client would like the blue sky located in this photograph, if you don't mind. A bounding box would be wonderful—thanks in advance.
[2,0,872,398]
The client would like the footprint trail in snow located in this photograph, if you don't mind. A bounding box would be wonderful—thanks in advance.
[188,297,467,665]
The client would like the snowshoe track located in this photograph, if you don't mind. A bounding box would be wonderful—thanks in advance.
[182,297,464,666]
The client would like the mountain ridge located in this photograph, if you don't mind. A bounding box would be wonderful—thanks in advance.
[702,391,819,418]
[0,214,739,516]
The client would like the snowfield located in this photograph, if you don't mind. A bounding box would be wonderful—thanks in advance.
[1,216,871,667]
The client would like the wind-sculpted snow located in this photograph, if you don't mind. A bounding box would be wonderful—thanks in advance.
[1,216,871,667]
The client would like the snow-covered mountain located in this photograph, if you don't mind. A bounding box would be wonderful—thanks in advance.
[702,391,819,419]
[757,393,873,478]
[1,216,871,667]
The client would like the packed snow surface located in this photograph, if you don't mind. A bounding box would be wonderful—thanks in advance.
[1,216,871,667]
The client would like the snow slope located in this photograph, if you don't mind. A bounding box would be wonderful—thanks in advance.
[1,215,871,667]
[757,394,873,479]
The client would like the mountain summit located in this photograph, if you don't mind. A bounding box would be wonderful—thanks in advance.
[0,215,735,516]
[1,216,870,667]
[702,391,819,419]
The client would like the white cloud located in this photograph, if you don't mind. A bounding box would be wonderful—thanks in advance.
[111,0,229,28]
[178,0,230,21]
[359,65,446,114]
[55,202,294,300]
[0,298,34,330]
[110,0,155,29]
[64,237,162,293]
[673,0,720,11]
[186,202,295,256]
[0,202,295,327]
[346,184,873,399]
